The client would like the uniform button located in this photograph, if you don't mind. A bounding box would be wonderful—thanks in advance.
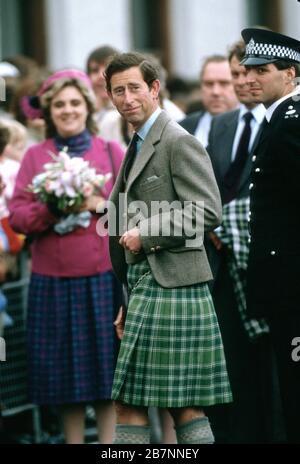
[248,237,251,244]
[150,247,155,252]
[249,183,254,190]
[270,250,276,256]
[155,246,161,251]
[255,168,261,173]
[252,155,256,162]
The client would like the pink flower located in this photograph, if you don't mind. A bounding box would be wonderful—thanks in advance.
[82,182,93,198]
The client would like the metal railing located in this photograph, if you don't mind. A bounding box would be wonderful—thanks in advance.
[0,252,42,443]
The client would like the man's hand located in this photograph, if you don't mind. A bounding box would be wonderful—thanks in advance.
[208,231,223,251]
[119,227,142,254]
[114,305,126,340]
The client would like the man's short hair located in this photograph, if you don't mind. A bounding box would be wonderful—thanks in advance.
[86,45,119,74]
[199,55,228,84]
[273,60,300,77]
[228,40,246,63]
[105,52,160,93]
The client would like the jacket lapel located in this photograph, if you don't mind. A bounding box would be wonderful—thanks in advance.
[215,111,239,179]
[125,111,171,192]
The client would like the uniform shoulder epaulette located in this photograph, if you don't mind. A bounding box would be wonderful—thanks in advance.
[284,102,300,120]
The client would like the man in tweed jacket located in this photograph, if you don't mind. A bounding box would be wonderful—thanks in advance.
[105,52,232,444]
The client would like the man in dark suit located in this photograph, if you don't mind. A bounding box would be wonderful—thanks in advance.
[105,52,232,444]
[180,55,238,147]
[242,27,300,443]
[208,43,265,204]
[205,41,279,444]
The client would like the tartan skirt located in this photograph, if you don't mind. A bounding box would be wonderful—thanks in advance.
[27,272,117,405]
[112,260,232,407]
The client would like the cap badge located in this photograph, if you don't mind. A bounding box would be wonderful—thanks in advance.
[247,38,256,54]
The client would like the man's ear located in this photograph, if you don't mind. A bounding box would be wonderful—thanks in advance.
[285,66,296,84]
[151,79,161,98]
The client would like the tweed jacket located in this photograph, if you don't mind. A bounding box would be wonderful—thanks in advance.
[246,96,300,317]
[108,110,222,288]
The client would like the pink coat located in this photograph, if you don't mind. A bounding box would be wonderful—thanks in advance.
[9,137,124,277]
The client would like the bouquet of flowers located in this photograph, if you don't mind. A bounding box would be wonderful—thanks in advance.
[29,148,111,234]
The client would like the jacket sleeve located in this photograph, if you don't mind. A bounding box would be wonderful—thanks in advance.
[9,148,57,235]
[139,132,222,252]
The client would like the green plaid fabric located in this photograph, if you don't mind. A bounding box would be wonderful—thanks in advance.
[216,197,269,340]
[112,260,232,407]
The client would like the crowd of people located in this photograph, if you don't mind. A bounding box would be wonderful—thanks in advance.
[0,26,300,444]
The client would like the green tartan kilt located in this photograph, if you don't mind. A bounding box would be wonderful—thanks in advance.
[112,260,232,407]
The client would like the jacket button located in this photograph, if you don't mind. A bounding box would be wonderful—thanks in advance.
[255,168,261,173]
[270,250,276,256]
[155,246,161,251]
[249,183,254,190]
[252,155,256,162]
[150,247,155,252]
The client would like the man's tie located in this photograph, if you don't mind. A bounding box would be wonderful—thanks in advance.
[124,132,140,182]
[223,111,253,204]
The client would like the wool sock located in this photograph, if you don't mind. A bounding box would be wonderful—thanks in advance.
[114,424,150,444]
[175,416,215,444]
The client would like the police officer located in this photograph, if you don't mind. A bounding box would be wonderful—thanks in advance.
[241,27,300,443]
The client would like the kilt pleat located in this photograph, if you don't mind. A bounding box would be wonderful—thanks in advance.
[112,261,232,407]
[27,272,117,405]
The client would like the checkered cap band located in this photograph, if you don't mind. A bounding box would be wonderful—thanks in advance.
[246,38,300,62]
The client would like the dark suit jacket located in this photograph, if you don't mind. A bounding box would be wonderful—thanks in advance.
[207,108,262,203]
[206,108,262,281]
[179,110,204,135]
[246,96,300,318]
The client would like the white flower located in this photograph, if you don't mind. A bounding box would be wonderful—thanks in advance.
[32,172,48,188]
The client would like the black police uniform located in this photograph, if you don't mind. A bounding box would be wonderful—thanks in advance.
[242,27,300,443]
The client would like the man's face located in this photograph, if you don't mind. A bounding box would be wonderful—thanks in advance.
[88,60,110,104]
[200,61,239,115]
[245,63,295,108]
[108,66,160,130]
[230,55,255,107]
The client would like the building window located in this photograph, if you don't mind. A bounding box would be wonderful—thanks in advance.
[246,0,282,31]
[0,0,46,64]
[131,0,171,71]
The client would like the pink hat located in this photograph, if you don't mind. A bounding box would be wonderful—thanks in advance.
[21,68,93,120]
[38,68,92,97]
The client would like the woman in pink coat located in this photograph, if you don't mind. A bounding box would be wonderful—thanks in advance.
[9,69,124,443]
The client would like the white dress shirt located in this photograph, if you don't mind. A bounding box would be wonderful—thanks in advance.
[194,112,213,148]
[231,104,266,161]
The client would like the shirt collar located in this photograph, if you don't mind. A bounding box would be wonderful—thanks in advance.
[239,103,266,123]
[137,107,162,142]
[201,111,213,124]
[265,87,300,122]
